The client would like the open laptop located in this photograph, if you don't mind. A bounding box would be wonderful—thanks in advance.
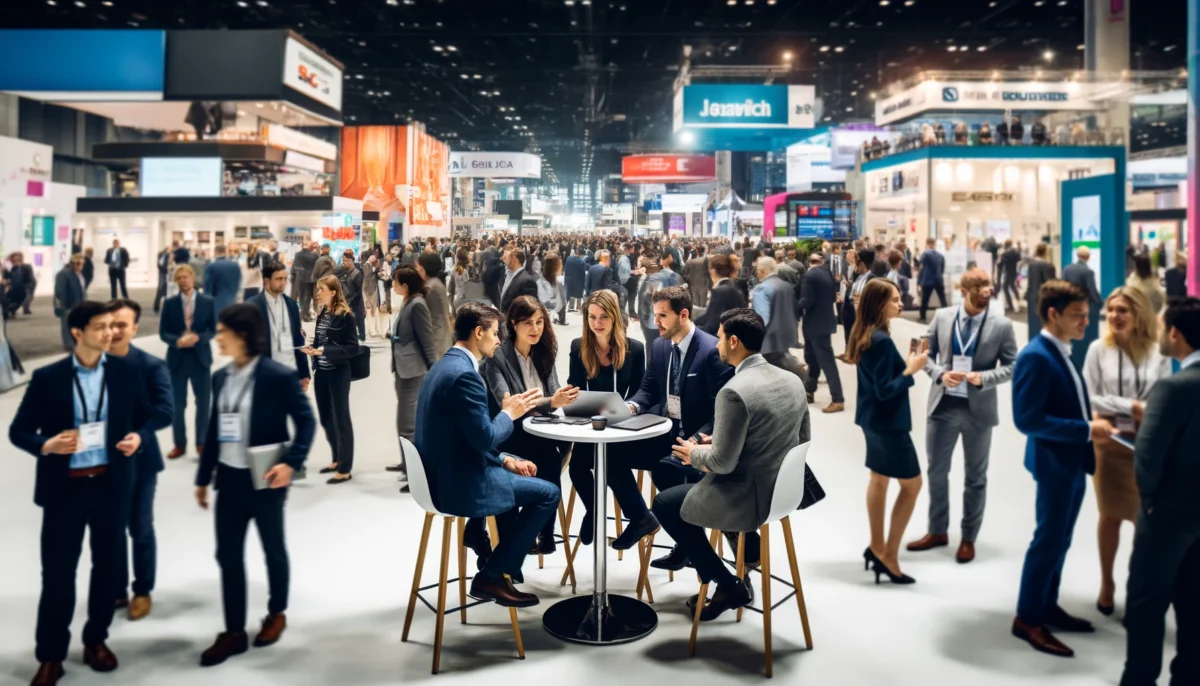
[563,391,633,423]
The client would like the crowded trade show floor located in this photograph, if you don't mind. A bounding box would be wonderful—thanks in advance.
[3,288,160,361]
[0,310,1137,686]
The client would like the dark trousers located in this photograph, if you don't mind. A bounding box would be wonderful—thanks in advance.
[171,355,212,449]
[154,272,168,314]
[1001,277,1020,311]
[214,465,289,633]
[1016,468,1086,626]
[59,316,74,352]
[494,432,564,542]
[624,279,639,317]
[352,299,366,341]
[764,351,810,387]
[298,282,314,320]
[607,431,702,523]
[802,329,844,403]
[315,365,354,474]
[841,300,856,346]
[108,268,128,299]
[116,470,158,598]
[1121,512,1200,686]
[480,476,560,580]
[653,484,737,585]
[919,284,948,321]
[36,475,121,663]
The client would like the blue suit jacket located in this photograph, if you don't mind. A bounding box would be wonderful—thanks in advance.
[248,292,310,379]
[415,346,516,517]
[565,255,588,297]
[1012,333,1095,478]
[628,327,734,440]
[195,357,316,488]
[202,258,242,314]
[854,330,916,433]
[159,292,217,371]
[918,250,945,287]
[126,345,174,474]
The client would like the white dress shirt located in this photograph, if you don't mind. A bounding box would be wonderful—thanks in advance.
[264,292,296,370]
[1182,350,1200,370]
[1039,330,1090,426]
[1083,339,1172,416]
[218,357,259,470]
[515,348,544,394]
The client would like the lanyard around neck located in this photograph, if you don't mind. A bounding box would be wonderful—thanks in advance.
[73,368,106,423]
[954,306,987,356]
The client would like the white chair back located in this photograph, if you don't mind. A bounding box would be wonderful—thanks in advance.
[766,442,811,524]
[399,437,442,515]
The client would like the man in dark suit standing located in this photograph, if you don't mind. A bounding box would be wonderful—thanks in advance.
[153,248,171,314]
[289,242,318,321]
[564,247,588,313]
[172,241,191,267]
[202,245,242,317]
[160,265,217,460]
[998,239,1022,313]
[250,262,310,388]
[9,301,153,686]
[81,248,95,294]
[103,240,130,299]
[918,238,947,323]
[1023,243,1057,338]
[105,299,174,621]
[499,248,538,314]
[1061,246,1103,369]
[54,254,87,352]
[683,245,710,308]
[1121,298,1200,685]
[586,249,622,299]
[798,253,844,412]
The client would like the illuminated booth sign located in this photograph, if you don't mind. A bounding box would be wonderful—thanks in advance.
[673,84,816,132]
[622,155,716,184]
[448,152,542,179]
[875,79,1107,125]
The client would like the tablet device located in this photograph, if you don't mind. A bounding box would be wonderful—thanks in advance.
[563,391,632,422]
[609,415,670,432]
[1111,434,1136,451]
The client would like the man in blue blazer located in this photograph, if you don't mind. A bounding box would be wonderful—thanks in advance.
[616,286,734,562]
[202,244,242,315]
[1011,280,1116,658]
[917,237,947,323]
[106,299,174,621]
[248,262,311,390]
[160,265,217,460]
[415,302,554,607]
[9,301,154,686]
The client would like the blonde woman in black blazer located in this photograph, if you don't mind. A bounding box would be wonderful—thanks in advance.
[301,275,359,484]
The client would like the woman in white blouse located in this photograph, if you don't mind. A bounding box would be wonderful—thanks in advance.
[1083,286,1172,617]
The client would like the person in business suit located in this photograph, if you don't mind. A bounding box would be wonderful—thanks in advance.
[55,254,88,349]
[303,276,359,484]
[153,248,171,315]
[846,279,928,585]
[310,244,336,306]
[106,299,174,621]
[1011,280,1117,657]
[416,252,453,354]
[566,290,646,545]
[586,249,623,301]
[656,308,810,619]
[751,256,809,388]
[564,246,588,313]
[384,266,441,485]
[907,269,1018,563]
[334,250,366,341]
[172,241,191,267]
[202,245,242,316]
[696,254,745,337]
[81,248,95,294]
[618,286,736,565]
[997,240,1022,313]
[193,304,317,667]
[1121,297,1200,685]
[1062,246,1104,368]
[289,242,318,321]
[499,247,539,314]
[102,240,130,300]
[9,301,153,686]
[683,245,711,308]
[841,248,876,348]
[415,302,557,606]
[483,243,508,309]
[248,262,310,391]
[160,265,216,460]
[917,238,947,323]
[1024,243,1058,338]
[798,253,845,412]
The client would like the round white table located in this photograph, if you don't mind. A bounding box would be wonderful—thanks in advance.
[523,416,674,645]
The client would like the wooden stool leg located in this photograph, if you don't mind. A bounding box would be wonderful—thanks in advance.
[456,517,468,624]
[431,516,454,675]
[735,533,747,623]
[560,538,582,587]
[613,497,624,561]
[636,532,655,604]
[485,516,526,660]
[717,534,725,559]
[688,528,722,657]
[760,525,773,678]
[558,500,577,589]
[402,513,435,642]
[781,517,813,650]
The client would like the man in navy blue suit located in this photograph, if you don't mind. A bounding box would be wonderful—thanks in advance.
[247,262,311,392]
[917,237,947,323]
[160,265,217,460]
[106,300,174,622]
[614,286,734,564]
[202,244,242,316]
[415,302,554,607]
[1011,280,1117,658]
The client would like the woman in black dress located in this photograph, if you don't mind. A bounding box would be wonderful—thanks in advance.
[302,275,359,484]
[844,279,928,584]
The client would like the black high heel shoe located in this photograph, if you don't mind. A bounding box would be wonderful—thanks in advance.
[1096,602,1115,616]
[863,547,880,571]
[872,560,916,585]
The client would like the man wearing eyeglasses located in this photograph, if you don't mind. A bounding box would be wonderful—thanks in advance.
[53,255,88,352]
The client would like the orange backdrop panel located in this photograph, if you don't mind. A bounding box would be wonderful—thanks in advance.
[339,126,409,216]
[409,128,449,229]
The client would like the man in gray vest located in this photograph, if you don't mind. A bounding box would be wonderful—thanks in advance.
[750,257,809,388]
[907,268,1018,563]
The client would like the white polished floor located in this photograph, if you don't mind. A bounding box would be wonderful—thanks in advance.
[0,309,1164,685]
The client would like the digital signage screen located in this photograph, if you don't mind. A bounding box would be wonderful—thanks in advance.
[786,199,856,240]
[140,158,223,198]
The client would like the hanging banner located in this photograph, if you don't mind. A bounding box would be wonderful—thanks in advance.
[622,155,717,184]
[674,84,815,132]
[876,80,1108,125]
[448,152,541,179]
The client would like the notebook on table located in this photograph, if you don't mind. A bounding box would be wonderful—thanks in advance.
[609,415,670,432]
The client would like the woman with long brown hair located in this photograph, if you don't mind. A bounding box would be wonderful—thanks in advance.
[845,279,928,584]
[538,252,567,326]
[566,290,647,544]
[1083,286,1172,615]
[301,275,359,484]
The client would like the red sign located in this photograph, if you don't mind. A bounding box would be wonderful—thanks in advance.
[622,155,717,184]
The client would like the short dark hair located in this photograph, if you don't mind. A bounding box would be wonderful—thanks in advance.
[218,303,268,357]
[454,301,501,341]
[708,254,734,278]
[1037,280,1088,324]
[511,249,527,266]
[857,248,876,269]
[67,301,109,332]
[651,285,692,318]
[262,261,286,282]
[718,308,765,352]
[417,252,443,279]
[106,298,142,323]
[1164,297,1200,350]
[393,265,427,297]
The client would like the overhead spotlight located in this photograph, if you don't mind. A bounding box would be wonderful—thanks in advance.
[564,0,574,5]
[904,0,914,4]
[977,45,987,52]
[835,46,844,52]
[819,45,830,52]
[432,45,443,51]
[879,0,889,5]
[446,45,457,51]
[236,0,247,5]
[473,74,482,79]
[74,0,85,6]
[782,50,794,61]
[460,74,469,79]
[947,45,957,52]
[1043,49,1055,62]
[46,0,56,5]
[679,130,696,145]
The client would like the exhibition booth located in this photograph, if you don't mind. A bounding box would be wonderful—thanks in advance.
[339,125,452,240]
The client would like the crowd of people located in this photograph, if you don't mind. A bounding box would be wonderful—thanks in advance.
[5,227,1200,686]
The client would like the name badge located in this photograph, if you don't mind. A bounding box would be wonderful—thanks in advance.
[1115,414,1137,434]
[219,413,242,443]
[667,394,682,419]
[278,331,291,351]
[77,422,106,453]
[947,355,972,398]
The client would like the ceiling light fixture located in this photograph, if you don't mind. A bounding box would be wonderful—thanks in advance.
[879,0,889,5]
[446,45,457,52]
[46,0,56,5]
[1043,49,1055,62]
[947,45,957,52]
[473,74,482,79]
[74,0,85,6]
[782,50,794,61]
[432,45,443,51]
[977,45,987,52]
[835,46,844,52]
[819,45,830,52]
[237,0,248,5]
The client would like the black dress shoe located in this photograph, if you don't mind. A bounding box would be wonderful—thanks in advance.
[326,475,352,485]
[384,464,406,473]
[318,466,338,474]
[650,545,690,571]
[1046,606,1095,633]
[579,511,594,546]
[469,577,539,608]
[200,631,249,667]
[611,514,660,551]
[536,536,556,555]
[687,576,755,621]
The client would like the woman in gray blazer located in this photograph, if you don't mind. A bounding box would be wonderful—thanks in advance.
[384,266,441,482]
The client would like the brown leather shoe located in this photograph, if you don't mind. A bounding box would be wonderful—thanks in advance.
[253,613,287,647]
[822,402,846,414]
[128,595,152,621]
[167,446,185,460]
[955,541,976,564]
[30,662,64,686]
[1011,618,1073,657]
[469,576,539,608]
[82,643,118,672]
[200,631,248,667]
[906,533,949,552]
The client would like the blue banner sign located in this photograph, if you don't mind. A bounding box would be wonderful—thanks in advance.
[676,84,815,131]
[0,30,165,94]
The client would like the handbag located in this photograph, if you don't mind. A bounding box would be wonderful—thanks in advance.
[798,463,825,510]
[349,344,371,381]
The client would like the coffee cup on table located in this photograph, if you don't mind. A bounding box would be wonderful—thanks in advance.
[591,416,607,431]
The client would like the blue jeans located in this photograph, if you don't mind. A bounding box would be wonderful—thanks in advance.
[480,475,559,581]
[1016,468,1086,626]
[116,470,157,598]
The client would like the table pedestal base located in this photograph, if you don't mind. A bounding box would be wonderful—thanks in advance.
[542,594,657,645]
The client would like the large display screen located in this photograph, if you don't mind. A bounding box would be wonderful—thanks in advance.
[140,158,222,197]
[785,199,856,240]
